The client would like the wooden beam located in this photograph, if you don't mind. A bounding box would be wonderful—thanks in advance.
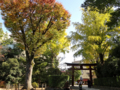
[68,68,95,70]
[65,63,97,66]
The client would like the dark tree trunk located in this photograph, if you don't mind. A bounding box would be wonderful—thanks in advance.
[99,53,104,64]
[22,57,35,90]
[51,53,54,68]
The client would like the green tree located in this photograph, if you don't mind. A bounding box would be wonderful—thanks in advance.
[110,36,120,58]
[2,44,24,60]
[0,23,13,46]
[95,36,120,78]
[33,50,63,84]
[82,0,120,27]
[0,23,15,82]
[82,0,115,12]
[32,32,70,83]
[0,23,13,78]
[68,8,113,64]
[0,23,4,40]
[33,55,51,84]
[1,58,22,83]
[1,32,13,46]
[65,70,81,82]
[0,0,70,89]
[0,44,26,84]
[42,32,70,68]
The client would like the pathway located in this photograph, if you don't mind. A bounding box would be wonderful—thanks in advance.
[70,85,100,90]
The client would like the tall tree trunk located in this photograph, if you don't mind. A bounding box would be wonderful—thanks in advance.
[99,53,104,64]
[22,58,35,90]
[51,53,54,68]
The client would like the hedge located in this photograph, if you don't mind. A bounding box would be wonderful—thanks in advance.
[48,75,69,88]
[94,76,120,87]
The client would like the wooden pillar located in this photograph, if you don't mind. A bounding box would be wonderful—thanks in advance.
[89,66,92,86]
[80,65,83,69]
[72,65,74,86]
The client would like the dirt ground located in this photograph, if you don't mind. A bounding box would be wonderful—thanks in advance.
[0,88,46,90]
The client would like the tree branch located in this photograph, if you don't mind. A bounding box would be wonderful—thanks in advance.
[34,36,53,53]
[33,17,53,50]
[29,7,34,33]
[33,7,44,35]
[42,17,53,35]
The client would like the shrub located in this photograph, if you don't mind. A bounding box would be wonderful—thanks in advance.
[48,75,69,88]
[94,76,120,87]
[32,82,39,88]
[47,68,62,75]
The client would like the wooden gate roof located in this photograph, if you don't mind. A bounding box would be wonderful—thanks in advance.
[65,63,97,66]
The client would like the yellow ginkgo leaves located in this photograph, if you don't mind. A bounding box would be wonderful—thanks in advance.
[69,8,114,64]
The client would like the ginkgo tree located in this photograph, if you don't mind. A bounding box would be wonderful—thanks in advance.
[82,0,120,27]
[68,8,114,64]
[0,0,71,89]
[43,31,70,68]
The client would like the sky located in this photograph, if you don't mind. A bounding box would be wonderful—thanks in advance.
[0,0,85,65]
[56,0,85,64]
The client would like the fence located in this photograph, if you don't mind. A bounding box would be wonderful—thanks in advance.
[6,83,23,90]
[0,83,47,90]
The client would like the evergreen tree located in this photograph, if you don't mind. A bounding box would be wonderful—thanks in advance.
[1,58,22,83]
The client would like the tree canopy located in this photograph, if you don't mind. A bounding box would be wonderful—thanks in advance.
[64,69,81,82]
[81,0,120,78]
[68,8,114,64]
[82,0,120,27]
[0,0,70,56]
[0,43,26,84]
[0,23,13,61]
[1,58,22,84]
[0,23,4,41]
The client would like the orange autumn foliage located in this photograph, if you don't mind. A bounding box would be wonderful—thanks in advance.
[0,0,71,54]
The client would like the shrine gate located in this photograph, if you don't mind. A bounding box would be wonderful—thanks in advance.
[65,63,97,86]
